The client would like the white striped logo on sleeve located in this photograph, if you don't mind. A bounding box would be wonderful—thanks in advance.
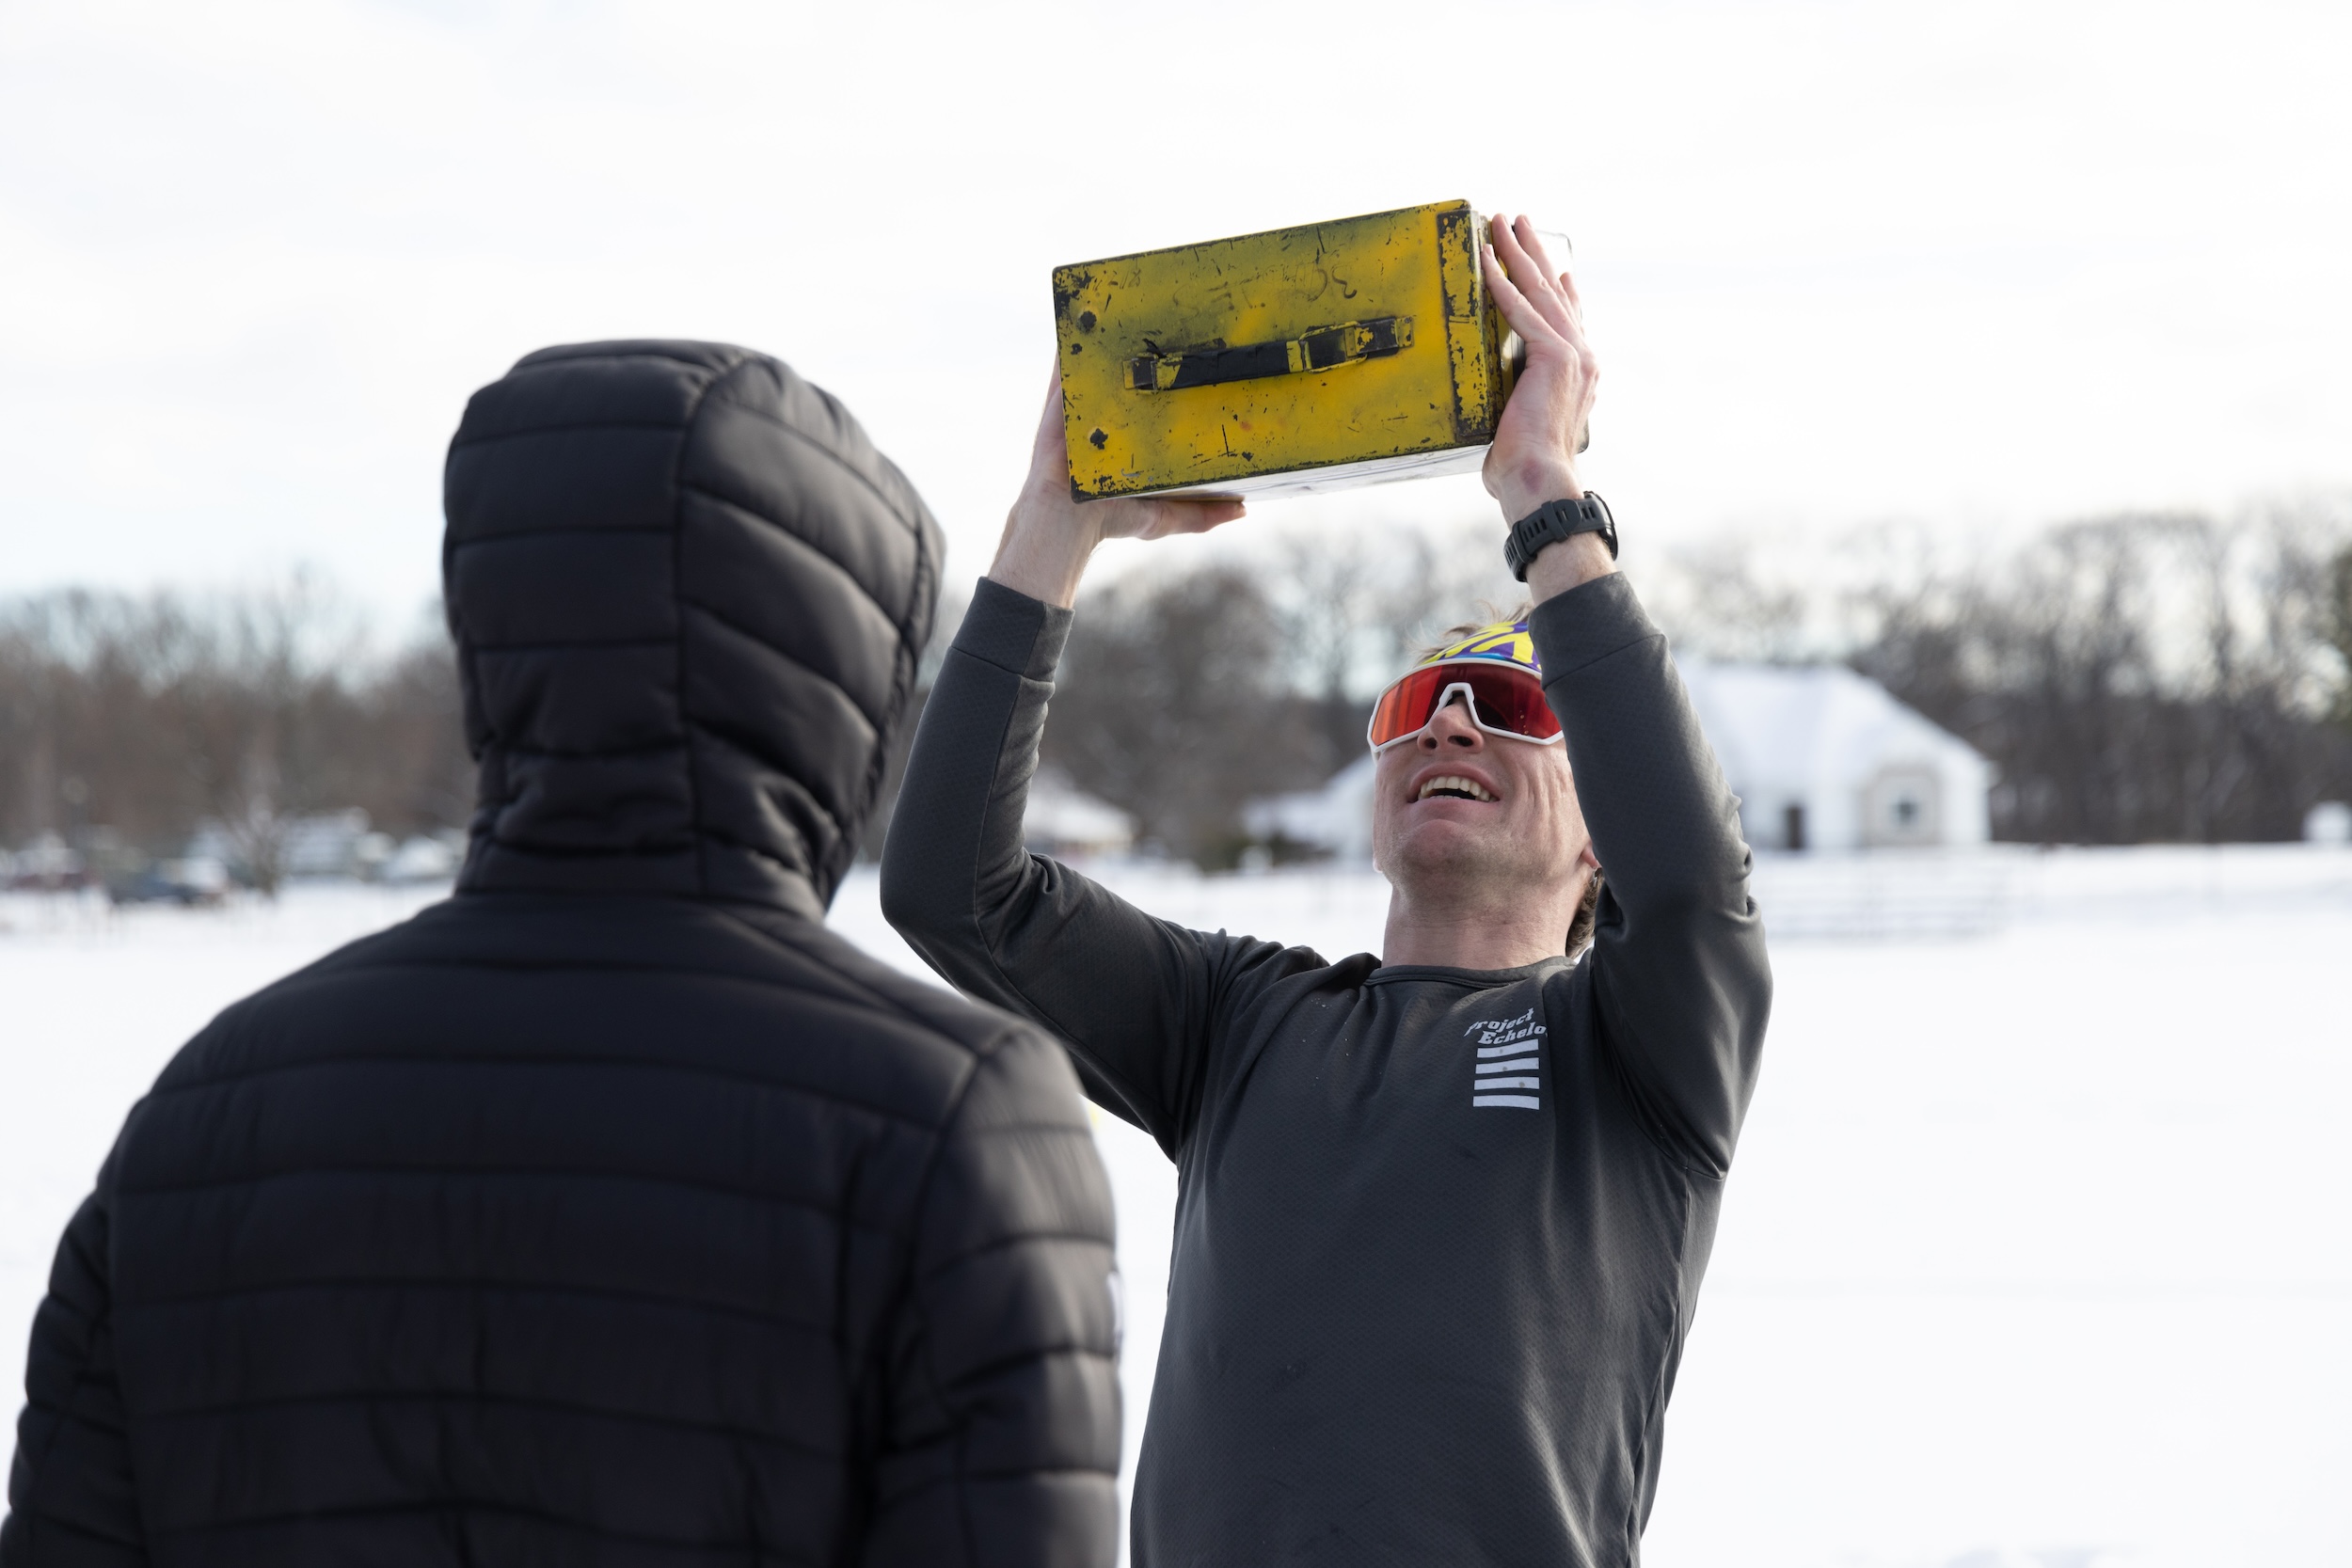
[1465,1007,1545,1109]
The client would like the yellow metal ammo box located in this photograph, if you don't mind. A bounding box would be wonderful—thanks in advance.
[1054,199,1521,500]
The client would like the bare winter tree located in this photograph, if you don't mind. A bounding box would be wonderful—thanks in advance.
[1851,509,2352,842]
[1639,532,1816,663]
[0,580,472,885]
[1044,563,1315,863]
[23,505,2344,881]
[1263,515,1518,782]
[2324,540,2352,730]
[1027,502,2352,863]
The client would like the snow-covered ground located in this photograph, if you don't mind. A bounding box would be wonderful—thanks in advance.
[4,849,2347,1567]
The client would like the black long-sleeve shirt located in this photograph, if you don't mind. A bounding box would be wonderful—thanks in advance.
[882,572,1771,1567]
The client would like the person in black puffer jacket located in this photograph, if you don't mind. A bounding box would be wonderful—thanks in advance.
[1,341,1122,1568]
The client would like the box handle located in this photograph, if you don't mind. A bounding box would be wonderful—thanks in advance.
[1124,316,1415,393]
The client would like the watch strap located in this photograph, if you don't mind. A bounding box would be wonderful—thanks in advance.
[1503,493,1617,581]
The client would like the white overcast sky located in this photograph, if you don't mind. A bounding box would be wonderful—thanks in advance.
[3,0,2348,623]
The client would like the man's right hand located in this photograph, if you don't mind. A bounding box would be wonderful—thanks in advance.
[988,365,1246,608]
[1480,214,1613,604]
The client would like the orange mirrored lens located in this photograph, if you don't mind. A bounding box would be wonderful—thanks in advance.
[1367,663,1559,748]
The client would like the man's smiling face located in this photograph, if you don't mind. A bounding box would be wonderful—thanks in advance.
[1371,689,1593,910]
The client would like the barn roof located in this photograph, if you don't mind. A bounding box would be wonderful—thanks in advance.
[1675,660,1990,798]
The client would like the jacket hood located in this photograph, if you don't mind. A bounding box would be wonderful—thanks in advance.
[442,340,943,917]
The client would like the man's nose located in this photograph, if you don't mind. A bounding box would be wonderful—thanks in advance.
[1420,694,1485,750]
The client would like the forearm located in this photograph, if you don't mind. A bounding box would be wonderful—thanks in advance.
[879,582,1225,1145]
[985,482,1099,610]
[1532,575,1770,1170]
[1526,531,1616,602]
[1533,578,1741,905]
[880,579,1075,1012]
[986,370,1245,610]
[1488,394,1612,601]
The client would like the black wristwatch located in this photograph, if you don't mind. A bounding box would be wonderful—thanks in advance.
[1504,493,1617,581]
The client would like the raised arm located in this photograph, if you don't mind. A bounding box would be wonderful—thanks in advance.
[880,373,1301,1152]
[1483,214,1771,1172]
[1537,578,1771,1172]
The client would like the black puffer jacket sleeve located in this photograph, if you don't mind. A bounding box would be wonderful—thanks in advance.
[2,1157,145,1567]
[864,1029,1120,1568]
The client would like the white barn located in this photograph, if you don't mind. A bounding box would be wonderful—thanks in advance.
[1246,754,1380,863]
[1676,661,1992,852]
[1023,768,1137,860]
[1247,661,1993,862]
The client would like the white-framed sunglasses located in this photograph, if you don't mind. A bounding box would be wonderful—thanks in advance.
[1366,660,1565,753]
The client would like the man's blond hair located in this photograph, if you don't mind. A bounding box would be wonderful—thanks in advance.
[1416,601,1535,662]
